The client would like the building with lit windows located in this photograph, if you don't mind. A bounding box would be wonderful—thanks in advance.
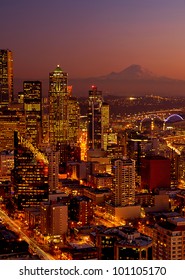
[49,65,68,146]
[41,97,49,143]
[153,217,185,260]
[46,147,60,192]
[68,96,80,144]
[70,196,93,226]
[23,81,42,147]
[101,102,110,150]
[63,243,98,260]
[87,86,103,150]
[49,66,80,169]
[13,131,49,209]
[0,109,25,152]
[0,49,13,106]
[0,150,14,176]
[91,173,113,190]
[79,116,88,161]
[92,226,152,260]
[112,158,136,207]
[40,201,68,236]
[106,158,140,220]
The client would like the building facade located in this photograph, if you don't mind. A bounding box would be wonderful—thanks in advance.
[0,49,13,106]
[141,156,171,191]
[92,226,152,260]
[153,217,185,260]
[23,81,42,147]
[13,132,48,209]
[40,201,68,236]
[111,158,136,207]
[87,86,103,150]
[49,65,68,146]
[70,196,94,226]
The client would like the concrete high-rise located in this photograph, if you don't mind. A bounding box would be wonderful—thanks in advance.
[40,201,68,236]
[0,49,13,106]
[112,158,136,207]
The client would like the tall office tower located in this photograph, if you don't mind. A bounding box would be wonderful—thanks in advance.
[49,65,68,146]
[87,85,103,150]
[79,116,88,161]
[23,81,42,147]
[13,131,48,210]
[112,158,136,207]
[101,102,110,150]
[42,97,49,143]
[68,96,80,144]
[46,147,60,192]
[0,49,13,106]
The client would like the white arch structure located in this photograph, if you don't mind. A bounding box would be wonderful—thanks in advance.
[164,114,184,123]
[139,113,184,131]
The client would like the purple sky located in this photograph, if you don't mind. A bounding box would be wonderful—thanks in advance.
[1,0,185,80]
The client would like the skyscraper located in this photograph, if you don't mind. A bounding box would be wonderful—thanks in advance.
[68,96,80,144]
[0,49,13,106]
[101,102,109,134]
[49,65,68,146]
[42,97,49,143]
[46,147,60,192]
[13,131,49,210]
[101,102,110,150]
[87,85,103,150]
[112,158,136,207]
[23,81,42,147]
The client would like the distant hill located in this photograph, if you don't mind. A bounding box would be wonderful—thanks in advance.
[14,64,185,97]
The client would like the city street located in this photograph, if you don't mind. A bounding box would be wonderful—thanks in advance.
[0,208,55,260]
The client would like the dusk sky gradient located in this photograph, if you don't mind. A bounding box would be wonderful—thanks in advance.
[1,0,185,80]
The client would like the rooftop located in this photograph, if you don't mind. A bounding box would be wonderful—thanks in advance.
[168,217,185,226]
[94,226,152,247]
[156,216,185,232]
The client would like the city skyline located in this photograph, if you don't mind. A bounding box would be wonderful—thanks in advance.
[1,0,185,81]
[2,1,185,262]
